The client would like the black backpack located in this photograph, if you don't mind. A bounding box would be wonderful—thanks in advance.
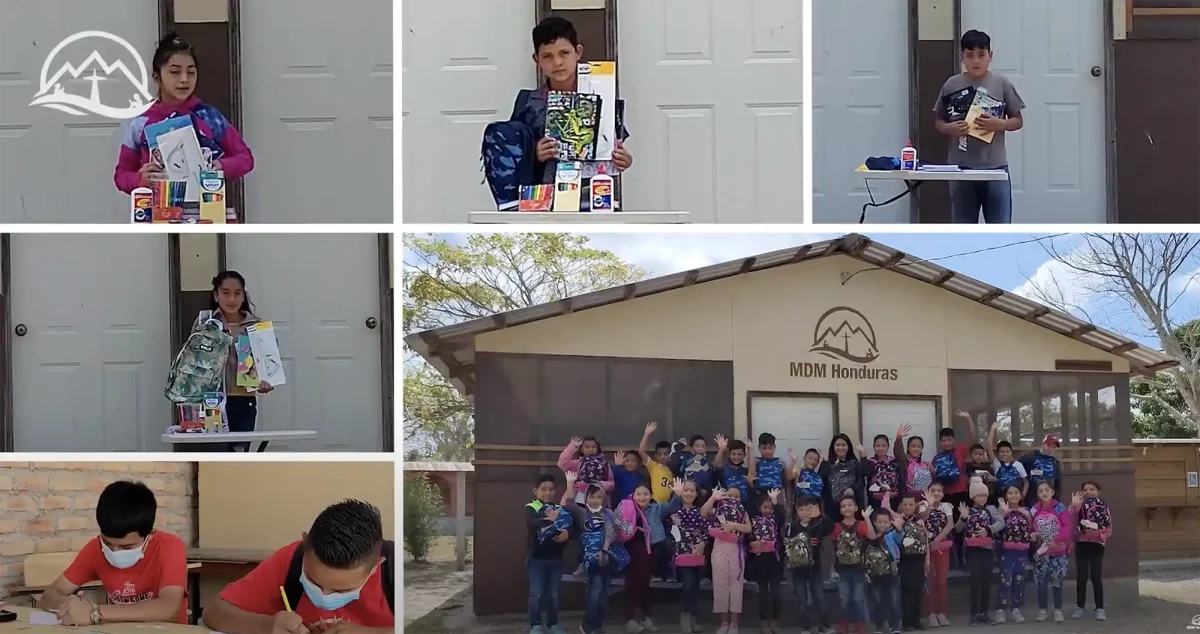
[283,541,395,614]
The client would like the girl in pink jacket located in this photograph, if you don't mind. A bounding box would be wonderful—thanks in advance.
[114,34,254,194]
[1070,481,1112,621]
[1030,481,1071,623]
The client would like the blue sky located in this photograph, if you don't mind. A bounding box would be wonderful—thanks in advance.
[406,232,1200,349]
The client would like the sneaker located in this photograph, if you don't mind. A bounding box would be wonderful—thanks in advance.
[926,615,939,629]
[1070,607,1084,620]
[716,625,729,634]
[642,618,658,633]
[892,629,903,634]
[873,629,883,634]
[937,615,950,627]
[530,628,545,634]
[1053,610,1064,623]
[1035,610,1047,623]
[550,627,568,634]
[626,621,644,634]
[727,625,739,634]
[1011,609,1025,624]
[994,610,1005,625]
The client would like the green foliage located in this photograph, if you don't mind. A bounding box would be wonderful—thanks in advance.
[403,475,443,562]
[1132,374,1197,439]
[403,234,647,460]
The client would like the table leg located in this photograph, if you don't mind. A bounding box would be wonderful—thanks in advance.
[188,571,200,624]
[256,441,269,453]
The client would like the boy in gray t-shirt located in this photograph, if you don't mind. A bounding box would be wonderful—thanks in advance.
[933,30,1025,224]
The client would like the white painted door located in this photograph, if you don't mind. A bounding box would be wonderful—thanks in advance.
[962,0,1106,223]
[861,398,938,462]
[749,394,836,463]
[618,0,804,223]
[10,235,171,451]
[226,235,383,452]
[401,0,535,222]
[0,0,157,223]
[240,0,393,223]
[811,0,909,224]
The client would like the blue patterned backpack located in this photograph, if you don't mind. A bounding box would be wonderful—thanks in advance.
[480,90,539,210]
[933,451,961,485]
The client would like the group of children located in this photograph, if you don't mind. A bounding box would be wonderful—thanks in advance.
[525,419,1112,634]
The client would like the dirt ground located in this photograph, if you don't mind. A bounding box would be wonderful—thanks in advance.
[404,561,1200,634]
[403,537,474,626]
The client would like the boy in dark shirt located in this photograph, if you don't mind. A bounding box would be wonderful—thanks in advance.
[934,29,1025,224]
[786,495,834,633]
[517,17,634,186]
[526,474,571,634]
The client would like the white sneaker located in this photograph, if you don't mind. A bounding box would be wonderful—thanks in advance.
[715,624,729,634]
[927,614,940,628]
[1053,610,1064,623]
[626,620,644,633]
[1035,610,1047,623]
[937,614,950,627]
[1011,609,1025,624]
[641,618,658,633]
[1095,609,1107,621]
[994,610,1005,625]
[1070,607,1084,619]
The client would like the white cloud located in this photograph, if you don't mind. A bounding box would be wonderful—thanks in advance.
[1010,254,1097,311]
[584,232,833,277]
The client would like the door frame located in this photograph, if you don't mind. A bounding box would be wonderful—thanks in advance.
[952,0,1116,223]
[1,233,11,451]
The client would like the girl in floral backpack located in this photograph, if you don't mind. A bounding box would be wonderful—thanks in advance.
[702,487,751,634]
[747,489,785,634]
[1070,482,1113,622]
[996,485,1034,624]
[866,434,901,506]
[670,479,709,633]
[922,481,955,628]
[893,424,932,503]
[954,478,1005,626]
[558,436,614,504]
[1030,481,1071,623]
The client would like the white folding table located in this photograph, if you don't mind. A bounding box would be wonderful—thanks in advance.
[855,169,1010,223]
[162,430,317,452]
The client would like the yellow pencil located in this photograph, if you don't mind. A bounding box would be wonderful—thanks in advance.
[280,586,292,612]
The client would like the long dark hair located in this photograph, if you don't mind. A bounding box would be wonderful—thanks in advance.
[209,270,255,316]
[575,435,603,459]
[827,433,857,463]
[152,32,198,77]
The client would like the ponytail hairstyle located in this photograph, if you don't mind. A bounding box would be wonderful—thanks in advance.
[209,270,255,316]
[152,32,198,77]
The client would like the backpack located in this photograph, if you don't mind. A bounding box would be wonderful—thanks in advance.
[965,507,992,537]
[869,458,900,495]
[165,310,231,403]
[577,453,609,485]
[1002,510,1032,544]
[534,503,574,543]
[835,524,864,566]
[932,452,961,485]
[755,457,784,490]
[827,460,858,499]
[901,519,929,556]
[1080,497,1111,531]
[995,460,1022,489]
[284,541,395,614]
[925,506,950,539]
[785,527,814,568]
[797,468,824,497]
[751,514,778,546]
[480,90,539,210]
[907,460,932,494]
[864,540,895,578]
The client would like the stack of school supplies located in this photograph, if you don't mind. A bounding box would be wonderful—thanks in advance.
[965,88,1005,144]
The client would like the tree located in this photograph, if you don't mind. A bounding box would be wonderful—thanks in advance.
[1024,234,1199,430]
[403,234,648,459]
[1132,375,1197,438]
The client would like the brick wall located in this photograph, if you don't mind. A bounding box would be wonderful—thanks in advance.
[0,462,198,597]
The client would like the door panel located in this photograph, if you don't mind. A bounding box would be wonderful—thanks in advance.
[861,398,938,462]
[226,234,383,452]
[11,235,171,450]
[240,0,393,223]
[749,394,836,462]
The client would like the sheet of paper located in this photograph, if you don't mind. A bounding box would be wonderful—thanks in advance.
[156,126,205,202]
[29,611,60,625]
[246,321,287,387]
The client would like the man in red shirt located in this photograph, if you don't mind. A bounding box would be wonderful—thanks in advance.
[203,500,395,634]
[936,410,978,567]
[39,481,188,625]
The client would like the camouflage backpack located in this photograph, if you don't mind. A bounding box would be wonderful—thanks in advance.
[901,519,929,556]
[785,529,814,568]
[835,524,864,566]
[165,310,232,403]
[864,540,895,578]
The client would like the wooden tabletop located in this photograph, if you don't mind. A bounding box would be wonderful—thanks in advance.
[185,548,274,564]
[3,605,211,634]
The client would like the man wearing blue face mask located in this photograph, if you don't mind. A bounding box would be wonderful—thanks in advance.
[39,480,188,625]
[204,499,395,634]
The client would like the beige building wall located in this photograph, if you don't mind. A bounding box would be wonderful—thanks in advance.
[0,462,197,599]
[477,255,1129,436]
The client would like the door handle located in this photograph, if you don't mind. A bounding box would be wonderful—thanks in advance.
[365,317,378,330]
[1091,66,1102,78]
[14,324,27,336]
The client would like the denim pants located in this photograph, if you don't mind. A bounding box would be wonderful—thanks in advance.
[224,395,257,452]
[792,567,828,629]
[679,566,703,617]
[951,166,1012,224]
[837,569,870,623]
[526,556,563,627]
[1035,554,1068,610]
[869,576,900,629]
[584,567,611,632]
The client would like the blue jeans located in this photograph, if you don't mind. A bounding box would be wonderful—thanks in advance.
[837,569,870,623]
[792,567,828,629]
[951,165,1012,224]
[584,567,611,632]
[998,549,1028,610]
[869,576,900,629]
[224,395,257,452]
[527,556,563,628]
[679,566,702,616]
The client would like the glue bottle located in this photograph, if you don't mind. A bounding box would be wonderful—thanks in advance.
[591,164,614,212]
[900,140,918,171]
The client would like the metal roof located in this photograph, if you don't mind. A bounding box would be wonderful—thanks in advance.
[403,461,475,472]
[406,233,1179,396]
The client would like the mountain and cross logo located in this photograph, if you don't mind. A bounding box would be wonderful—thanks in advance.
[29,31,155,120]
[809,306,880,365]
